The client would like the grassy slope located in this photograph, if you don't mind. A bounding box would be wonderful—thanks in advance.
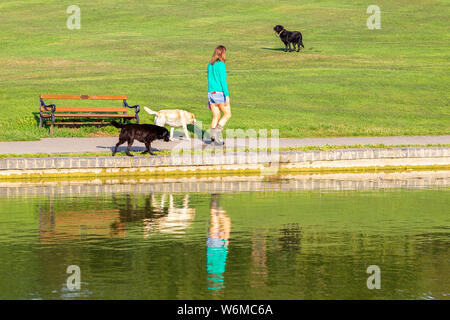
[0,0,448,141]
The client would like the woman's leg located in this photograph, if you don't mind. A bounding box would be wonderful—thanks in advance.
[217,103,232,128]
[210,103,222,129]
[211,103,230,145]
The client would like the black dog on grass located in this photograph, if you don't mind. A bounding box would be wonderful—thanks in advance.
[111,121,170,157]
[273,25,304,52]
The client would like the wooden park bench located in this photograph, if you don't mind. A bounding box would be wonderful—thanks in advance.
[39,94,140,133]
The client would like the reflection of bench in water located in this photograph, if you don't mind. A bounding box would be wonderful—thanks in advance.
[39,206,125,242]
[39,193,195,241]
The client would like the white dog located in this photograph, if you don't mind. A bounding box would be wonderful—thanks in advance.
[144,106,196,141]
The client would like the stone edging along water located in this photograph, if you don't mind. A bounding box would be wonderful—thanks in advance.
[0,171,449,197]
[0,147,449,178]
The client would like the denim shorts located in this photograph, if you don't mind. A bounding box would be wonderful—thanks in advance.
[208,91,226,104]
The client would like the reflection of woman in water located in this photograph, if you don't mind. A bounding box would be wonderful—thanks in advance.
[207,194,231,291]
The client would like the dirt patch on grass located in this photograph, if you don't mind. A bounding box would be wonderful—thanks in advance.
[0,57,116,68]
[88,131,117,138]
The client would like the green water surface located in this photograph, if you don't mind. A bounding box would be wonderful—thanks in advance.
[0,185,448,299]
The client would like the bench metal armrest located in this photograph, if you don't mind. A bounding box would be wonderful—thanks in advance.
[40,99,56,113]
[123,100,140,123]
[123,100,140,114]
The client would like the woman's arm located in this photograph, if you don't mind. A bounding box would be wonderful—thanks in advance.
[219,62,229,98]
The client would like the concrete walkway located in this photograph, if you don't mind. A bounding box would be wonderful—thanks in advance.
[0,135,449,155]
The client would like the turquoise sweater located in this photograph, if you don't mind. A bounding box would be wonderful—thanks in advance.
[207,61,229,97]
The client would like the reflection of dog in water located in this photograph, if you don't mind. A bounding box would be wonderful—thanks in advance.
[278,223,301,251]
[111,193,195,237]
[143,194,195,237]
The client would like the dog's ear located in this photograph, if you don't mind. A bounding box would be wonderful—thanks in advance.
[163,130,170,141]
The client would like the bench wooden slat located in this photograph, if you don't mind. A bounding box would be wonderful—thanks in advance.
[88,95,127,100]
[40,107,128,112]
[41,114,136,118]
[40,94,82,100]
[40,94,127,100]
[53,122,120,125]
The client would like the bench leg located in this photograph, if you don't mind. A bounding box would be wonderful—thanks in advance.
[50,115,55,134]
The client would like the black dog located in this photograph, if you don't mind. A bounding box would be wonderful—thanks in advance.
[273,25,304,52]
[111,121,170,157]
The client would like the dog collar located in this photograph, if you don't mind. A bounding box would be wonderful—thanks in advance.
[278,29,285,35]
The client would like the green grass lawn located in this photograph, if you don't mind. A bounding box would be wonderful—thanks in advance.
[0,0,448,141]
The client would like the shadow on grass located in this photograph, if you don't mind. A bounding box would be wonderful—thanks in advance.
[32,112,42,127]
[187,124,207,139]
[96,145,160,153]
[261,47,319,53]
[261,47,286,51]
[32,112,132,130]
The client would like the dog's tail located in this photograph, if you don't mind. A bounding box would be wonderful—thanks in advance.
[111,120,124,129]
[144,106,158,115]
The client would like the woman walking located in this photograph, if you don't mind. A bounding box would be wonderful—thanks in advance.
[207,45,231,145]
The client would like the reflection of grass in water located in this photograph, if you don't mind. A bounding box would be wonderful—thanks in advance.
[0,0,449,141]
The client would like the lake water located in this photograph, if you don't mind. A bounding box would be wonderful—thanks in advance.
[0,172,448,299]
